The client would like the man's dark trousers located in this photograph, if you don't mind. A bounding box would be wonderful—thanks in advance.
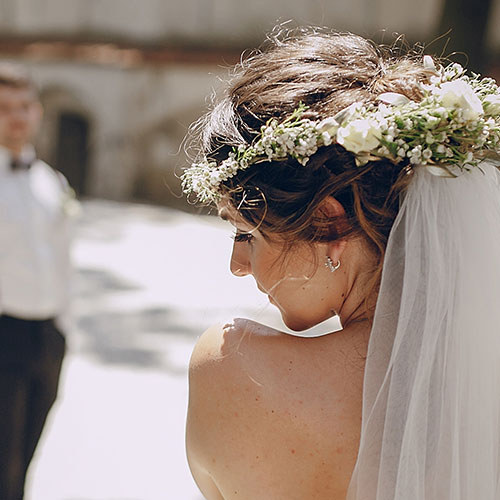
[0,315,66,500]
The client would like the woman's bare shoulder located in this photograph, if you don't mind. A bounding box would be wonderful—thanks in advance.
[189,318,289,380]
[189,317,326,398]
[190,317,366,391]
[187,319,288,499]
[187,319,366,499]
[190,318,281,364]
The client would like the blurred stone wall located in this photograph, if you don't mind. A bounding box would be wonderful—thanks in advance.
[0,0,446,44]
[28,60,226,208]
[0,0,498,209]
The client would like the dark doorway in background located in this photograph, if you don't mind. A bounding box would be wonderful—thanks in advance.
[55,112,90,196]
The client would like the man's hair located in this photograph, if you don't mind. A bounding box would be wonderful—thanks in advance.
[0,62,38,95]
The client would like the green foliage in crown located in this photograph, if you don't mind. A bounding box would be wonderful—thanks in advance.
[182,57,500,203]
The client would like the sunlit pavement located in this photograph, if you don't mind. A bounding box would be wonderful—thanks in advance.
[24,199,280,500]
[25,199,341,500]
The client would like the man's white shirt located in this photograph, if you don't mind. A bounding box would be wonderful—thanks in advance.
[0,145,74,319]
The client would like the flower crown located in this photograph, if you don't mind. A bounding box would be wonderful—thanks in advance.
[182,57,500,203]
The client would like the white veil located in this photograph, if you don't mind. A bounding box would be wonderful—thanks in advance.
[347,162,500,499]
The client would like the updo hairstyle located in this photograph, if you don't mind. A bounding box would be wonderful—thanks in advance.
[198,29,437,283]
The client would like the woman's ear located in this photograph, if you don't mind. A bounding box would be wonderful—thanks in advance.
[326,238,347,264]
[317,196,345,219]
[316,196,347,262]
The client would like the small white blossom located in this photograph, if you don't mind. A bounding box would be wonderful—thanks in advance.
[378,92,411,106]
[433,107,448,118]
[483,94,500,116]
[436,80,484,121]
[423,55,436,70]
[209,171,221,186]
[422,148,433,161]
[430,75,442,85]
[317,117,339,136]
[336,119,382,154]
[408,145,423,163]
[321,131,333,146]
[426,115,441,128]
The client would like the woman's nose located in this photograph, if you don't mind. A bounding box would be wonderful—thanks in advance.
[230,243,251,277]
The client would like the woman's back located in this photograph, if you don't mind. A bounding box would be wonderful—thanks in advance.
[187,318,369,499]
[183,28,500,499]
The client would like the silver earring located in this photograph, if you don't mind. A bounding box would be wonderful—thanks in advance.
[325,256,341,273]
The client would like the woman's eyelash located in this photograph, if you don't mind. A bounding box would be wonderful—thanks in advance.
[231,231,253,243]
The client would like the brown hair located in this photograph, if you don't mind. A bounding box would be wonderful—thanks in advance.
[196,29,437,290]
[0,63,38,94]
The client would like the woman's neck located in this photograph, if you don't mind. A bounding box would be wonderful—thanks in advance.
[336,238,379,328]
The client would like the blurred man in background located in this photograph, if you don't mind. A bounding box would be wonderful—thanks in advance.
[0,63,76,499]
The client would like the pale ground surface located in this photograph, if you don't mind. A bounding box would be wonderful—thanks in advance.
[24,199,341,500]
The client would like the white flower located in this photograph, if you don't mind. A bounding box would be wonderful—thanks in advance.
[422,148,433,161]
[317,117,339,136]
[377,92,411,106]
[333,102,360,125]
[433,107,448,118]
[449,63,465,78]
[377,103,392,116]
[436,80,484,121]
[426,115,441,128]
[387,126,398,137]
[321,131,333,146]
[336,119,382,154]
[430,75,442,86]
[209,170,221,186]
[483,94,500,116]
[423,55,436,70]
[409,145,423,164]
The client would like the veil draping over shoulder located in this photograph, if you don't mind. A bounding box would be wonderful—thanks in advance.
[347,162,500,499]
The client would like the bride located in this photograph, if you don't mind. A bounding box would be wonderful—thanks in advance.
[183,29,500,499]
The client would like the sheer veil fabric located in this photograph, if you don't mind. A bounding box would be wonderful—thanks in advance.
[347,163,500,499]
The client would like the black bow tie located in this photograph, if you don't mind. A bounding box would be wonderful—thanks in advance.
[10,159,32,171]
